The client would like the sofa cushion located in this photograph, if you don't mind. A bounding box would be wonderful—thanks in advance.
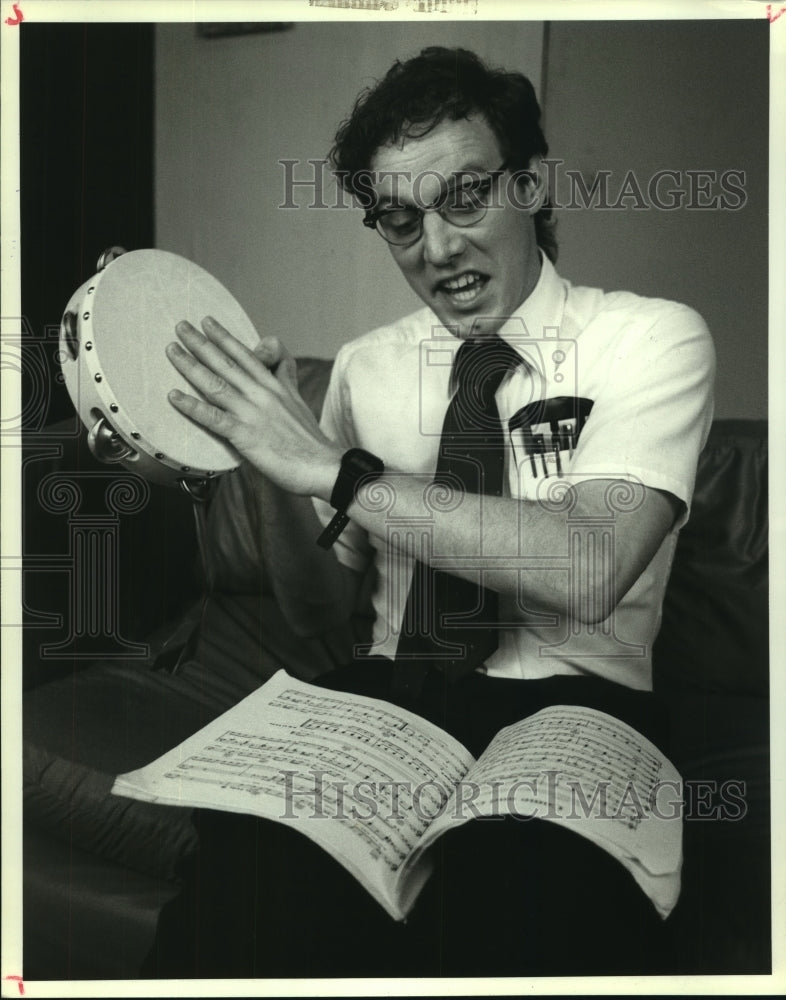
[664,693,770,973]
[653,420,768,696]
[23,588,365,882]
[24,829,184,980]
[204,356,334,594]
[180,591,366,704]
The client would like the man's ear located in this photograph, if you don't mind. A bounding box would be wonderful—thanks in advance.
[515,156,548,213]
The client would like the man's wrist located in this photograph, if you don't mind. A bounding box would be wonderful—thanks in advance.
[313,447,345,504]
[317,448,385,549]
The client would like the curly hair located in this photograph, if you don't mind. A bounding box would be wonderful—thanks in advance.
[329,46,557,262]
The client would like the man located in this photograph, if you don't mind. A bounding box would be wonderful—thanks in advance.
[152,47,715,977]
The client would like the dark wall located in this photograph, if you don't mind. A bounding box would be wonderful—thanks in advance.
[19,24,191,691]
[21,22,154,427]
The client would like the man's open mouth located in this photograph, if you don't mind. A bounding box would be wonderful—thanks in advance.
[435,271,489,305]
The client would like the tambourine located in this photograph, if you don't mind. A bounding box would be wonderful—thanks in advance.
[59,248,260,489]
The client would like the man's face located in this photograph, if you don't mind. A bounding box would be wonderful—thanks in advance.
[368,116,543,340]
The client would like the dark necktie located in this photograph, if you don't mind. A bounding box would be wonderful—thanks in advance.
[392,336,521,700]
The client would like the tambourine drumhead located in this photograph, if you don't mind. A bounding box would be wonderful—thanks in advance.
[59,249,260,486]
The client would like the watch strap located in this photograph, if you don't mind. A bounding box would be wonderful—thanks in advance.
[317,448,384,549]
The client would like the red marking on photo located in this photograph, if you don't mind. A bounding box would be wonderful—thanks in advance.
[767,4,786,22]
[4,2,23,25]
[3,976,24,996]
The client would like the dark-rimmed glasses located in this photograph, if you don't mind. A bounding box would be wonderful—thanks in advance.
[363,163,508,247]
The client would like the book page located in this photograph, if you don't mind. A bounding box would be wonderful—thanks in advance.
[112,670,474,920]
[415,704,683,919]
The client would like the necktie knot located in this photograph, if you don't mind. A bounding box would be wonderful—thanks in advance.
[452,336,521,427]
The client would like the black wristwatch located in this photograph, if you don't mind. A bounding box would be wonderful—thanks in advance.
[316,448,385,549]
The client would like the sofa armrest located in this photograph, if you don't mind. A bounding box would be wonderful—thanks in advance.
[22,417,203,688]
[202,356,335,594]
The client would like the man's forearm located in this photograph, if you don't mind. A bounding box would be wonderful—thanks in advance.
[346,472,677,624]
[160,319,676,627]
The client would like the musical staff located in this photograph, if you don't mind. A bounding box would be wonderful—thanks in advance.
[462,705,666,831]
[151,681,471,876]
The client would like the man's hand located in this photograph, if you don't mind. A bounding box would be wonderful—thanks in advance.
[166,317,342,499]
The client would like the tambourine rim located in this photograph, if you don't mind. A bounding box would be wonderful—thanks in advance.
[60,249,259,482]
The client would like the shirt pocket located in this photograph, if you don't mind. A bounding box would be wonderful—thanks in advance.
[507,396,595,493]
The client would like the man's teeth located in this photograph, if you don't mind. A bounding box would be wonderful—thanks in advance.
[443,273,481,290]
[440,273,486,300]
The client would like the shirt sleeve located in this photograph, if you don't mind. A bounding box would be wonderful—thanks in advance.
[567,302,716,525]
[312,346,375,573]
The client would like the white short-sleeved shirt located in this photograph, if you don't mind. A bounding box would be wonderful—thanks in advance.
[314,256,715,691]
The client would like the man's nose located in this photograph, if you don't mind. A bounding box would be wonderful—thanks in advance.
[421,210,465,266]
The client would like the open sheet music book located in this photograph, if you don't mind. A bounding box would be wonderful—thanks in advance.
[112,670,683,921]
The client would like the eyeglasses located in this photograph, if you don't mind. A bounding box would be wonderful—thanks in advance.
[363,163,508,247]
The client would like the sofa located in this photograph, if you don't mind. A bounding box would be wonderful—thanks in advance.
[21,357,770,980]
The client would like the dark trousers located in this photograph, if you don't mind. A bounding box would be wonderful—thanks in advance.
[143,663,673,978]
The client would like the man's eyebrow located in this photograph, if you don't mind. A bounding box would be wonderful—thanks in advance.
[450,162,497,178]
[443,164,503,199]
[373,163,499,210]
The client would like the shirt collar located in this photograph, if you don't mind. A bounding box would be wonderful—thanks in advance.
[423,252,567,390]
[497,251,567,359]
